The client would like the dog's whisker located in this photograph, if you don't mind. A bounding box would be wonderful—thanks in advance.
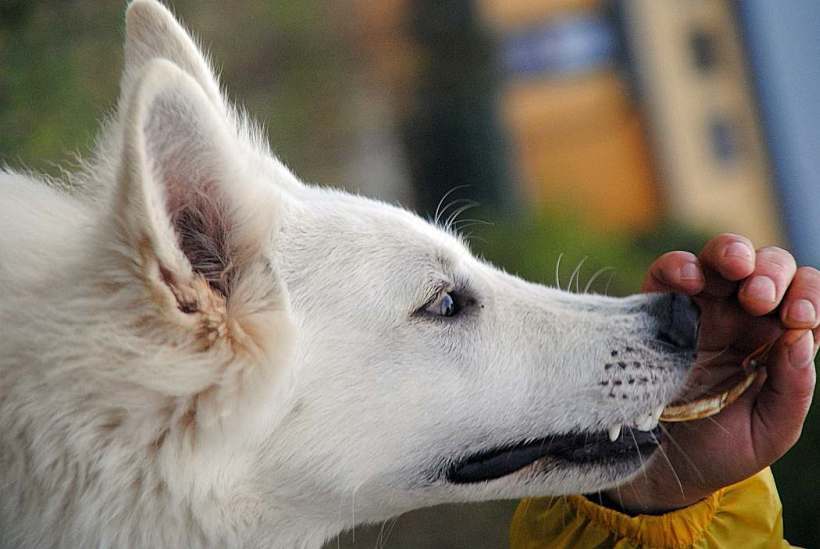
[692,346,733,366]
[462,232,488,245]
[444,201,480,232]
[615,485,626,513]
[703,415,731,435]
[451,217,493,228]
[568,256,588,294]
[379,516,400,549]
[375,520,387,549]
[433,185,471,226]
[437,197,475,228]
[651,430,686,500]
[555,252,565,290]
[658,423,706,484]
[626,426,651,498]
[451,218,493,241]
[349,484,363,543]
[450,218,493,234]
[583,266,614,294]
[604,271,616,296]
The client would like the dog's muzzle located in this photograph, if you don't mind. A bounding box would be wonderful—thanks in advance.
[655,293,700,351]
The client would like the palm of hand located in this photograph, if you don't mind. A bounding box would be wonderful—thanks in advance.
[605,235,818,514]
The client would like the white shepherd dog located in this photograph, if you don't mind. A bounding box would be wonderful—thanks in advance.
[0,2,700,547]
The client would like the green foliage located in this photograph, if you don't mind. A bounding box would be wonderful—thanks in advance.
[0,2,122,173]
[469,209,709,296]
[0,0,355,184]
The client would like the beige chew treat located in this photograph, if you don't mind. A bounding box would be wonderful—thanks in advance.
[660,342,774,423]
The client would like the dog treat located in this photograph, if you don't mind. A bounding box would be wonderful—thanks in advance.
[660,342,774,422]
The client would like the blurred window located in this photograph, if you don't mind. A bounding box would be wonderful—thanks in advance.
[689,28,719,74]
[707,114,741,166]
[502,16,616,78]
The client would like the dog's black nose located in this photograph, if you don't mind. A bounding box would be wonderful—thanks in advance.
[656,293,700,350]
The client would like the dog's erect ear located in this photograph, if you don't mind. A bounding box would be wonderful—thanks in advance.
[123,0,222,109]
[119,0,307,198]
[116,59,290,362]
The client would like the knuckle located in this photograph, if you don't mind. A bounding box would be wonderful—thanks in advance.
[702,234,753,264]
[757,247,796,272]
[669,250,696,263]
[712,233,751,250]
[796,266,820,280]
[794,267,820,293]
[757,245,792,260]
[656,251,689,268]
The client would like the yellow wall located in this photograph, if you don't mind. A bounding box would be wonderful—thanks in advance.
[623,0,783,245]
[481,0,662,231]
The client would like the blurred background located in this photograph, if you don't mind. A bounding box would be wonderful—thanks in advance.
[1,0,818,546]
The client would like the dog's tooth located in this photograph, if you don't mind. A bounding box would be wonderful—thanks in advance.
[636,415,654,432]
[608,424,622,442]
[652,405,664,422]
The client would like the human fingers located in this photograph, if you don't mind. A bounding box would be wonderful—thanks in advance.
[738,246,797,317]
[780,266,820,330]
[749,328,817,465]
[698,234,756,298]
[641,251,705,294]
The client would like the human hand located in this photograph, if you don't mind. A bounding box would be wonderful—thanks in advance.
[604,234,819,514]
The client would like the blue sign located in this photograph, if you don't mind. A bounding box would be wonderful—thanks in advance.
[501,15,617,79]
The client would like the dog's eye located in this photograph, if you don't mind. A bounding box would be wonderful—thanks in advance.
[427,292,460,317]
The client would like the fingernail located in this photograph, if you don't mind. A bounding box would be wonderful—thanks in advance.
[787,331,813,368]
[787,299,816,325]
[680,262,703,281]
[724,242,752,259]
[745,276,777,303]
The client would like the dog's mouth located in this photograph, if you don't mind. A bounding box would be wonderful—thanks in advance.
[447,427,662,484]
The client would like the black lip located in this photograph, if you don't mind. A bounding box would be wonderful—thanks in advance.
[447,427,662,484]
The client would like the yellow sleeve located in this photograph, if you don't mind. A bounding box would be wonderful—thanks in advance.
[510,468,792,548]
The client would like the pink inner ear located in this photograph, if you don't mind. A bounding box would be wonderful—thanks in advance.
[166,175,234,298]
[142,94,237,298]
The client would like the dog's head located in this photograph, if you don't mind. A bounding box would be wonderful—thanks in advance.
[75,0,699,541]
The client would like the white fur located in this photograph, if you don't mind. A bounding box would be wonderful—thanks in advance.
[0,2,694,547]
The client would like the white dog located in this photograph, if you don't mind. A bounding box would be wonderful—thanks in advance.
[0,2,700,547]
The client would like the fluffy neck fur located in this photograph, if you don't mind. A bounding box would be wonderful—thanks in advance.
[0,173,357,549]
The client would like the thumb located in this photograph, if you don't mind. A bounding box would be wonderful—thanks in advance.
[750,329,817,465]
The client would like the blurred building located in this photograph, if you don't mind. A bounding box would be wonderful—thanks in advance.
[621,0,781,246]
[480,0,661,232]
[347,0,819,258]
[739,1,820,267]
[480,0,786,246]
